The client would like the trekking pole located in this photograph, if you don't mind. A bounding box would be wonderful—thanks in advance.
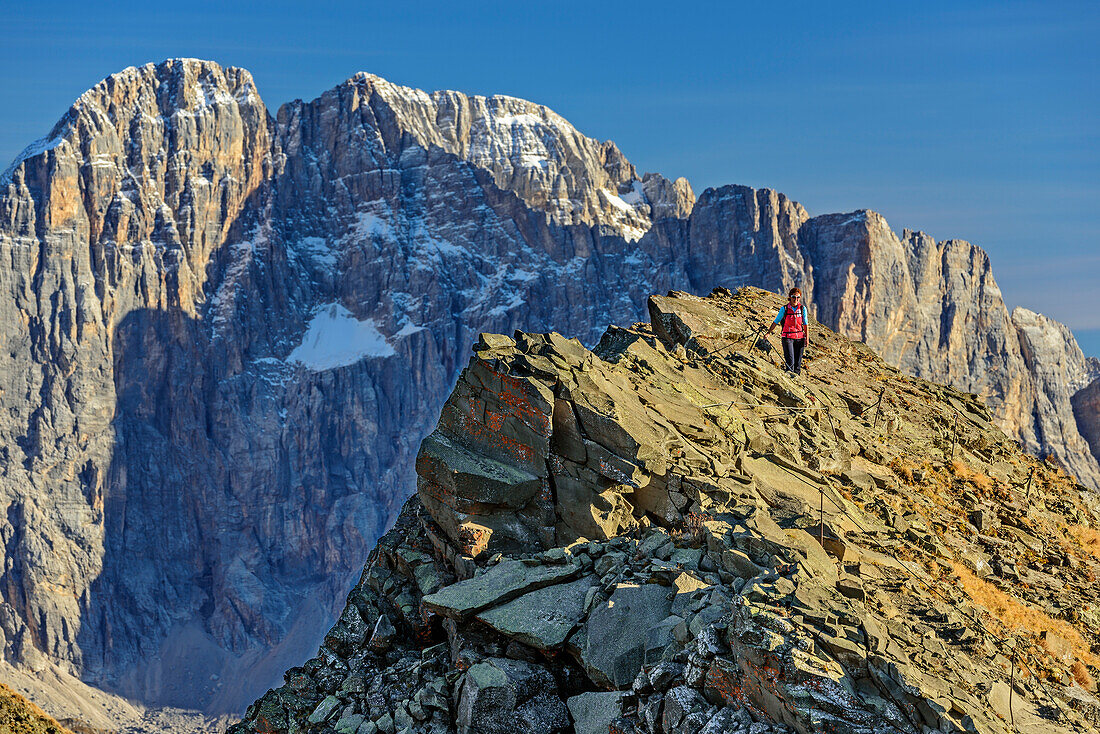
[1009,646,1016,730]
[755,328,780,369]
[710,325,764,360]
[752,325,766,353]
[950,411,959,459]
[819,487,825,548]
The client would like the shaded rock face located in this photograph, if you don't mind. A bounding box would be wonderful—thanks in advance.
[1072,377,1100,466]
[232,288,1100,734]
[0,58,1097,721]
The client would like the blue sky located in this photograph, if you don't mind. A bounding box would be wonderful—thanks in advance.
[2,1,1097,355]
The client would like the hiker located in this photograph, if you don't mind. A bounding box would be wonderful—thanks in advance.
[766,287,809,375]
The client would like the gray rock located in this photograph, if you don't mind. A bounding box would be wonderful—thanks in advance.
[698,708,740,734]
[335,713,365,734]
[720,549,764,580]
[375,713,395,734]
[456,658,569,734]
[566,691,624,734]
[422,560,580,619]
[662,686,706,732]
[647,661,685,691]
[309,695,342,724]
[570,583,673,687]
[645,616,684,664]
[475,575,597,649]
[595,551,628,577]
[368,614,396,650]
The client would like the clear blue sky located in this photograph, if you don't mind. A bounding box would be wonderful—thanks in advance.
[3,1,1098,355]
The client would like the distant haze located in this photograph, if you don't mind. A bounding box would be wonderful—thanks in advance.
[1,0,1096,335]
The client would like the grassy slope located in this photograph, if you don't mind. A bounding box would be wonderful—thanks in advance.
[0,681,76,734]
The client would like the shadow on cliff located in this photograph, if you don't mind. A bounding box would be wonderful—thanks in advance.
[68,145,801,717]
[77,306,227,708]
[78,288,416,713]
[79,298,359,715]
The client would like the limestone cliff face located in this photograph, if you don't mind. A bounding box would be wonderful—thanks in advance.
[0,59,270,688]
[1074,376,1100,466]
[1012,308,1100,478]
[680,185,808,295]
[294,73,692,240]
[0,58,1096,723]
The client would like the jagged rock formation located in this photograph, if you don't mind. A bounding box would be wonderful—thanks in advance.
[0,58,1097,725]
[1012,309,1100,474]
[232,288,1100,734]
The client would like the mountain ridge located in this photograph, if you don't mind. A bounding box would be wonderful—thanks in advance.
[231,286,1100,734]
[0,57,1096,729]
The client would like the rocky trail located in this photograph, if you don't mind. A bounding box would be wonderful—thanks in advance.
[231,288,1100,734]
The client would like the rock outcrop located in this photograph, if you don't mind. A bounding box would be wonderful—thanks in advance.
[233,288,1100,734]
[0,58,1096,726]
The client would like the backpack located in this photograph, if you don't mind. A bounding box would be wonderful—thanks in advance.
[780,304,806,339]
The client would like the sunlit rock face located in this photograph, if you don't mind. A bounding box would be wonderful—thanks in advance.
[0,57,1096,720]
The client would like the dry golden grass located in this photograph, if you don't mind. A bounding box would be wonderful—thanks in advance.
[1066,524,1100,563]
[889,457,920,484]
[1073,660,1095,689]
[948,458,994,492]
[948,458,972,478]
[951,562,1097,667]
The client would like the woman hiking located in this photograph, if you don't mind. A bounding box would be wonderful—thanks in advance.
[766,287,809,375]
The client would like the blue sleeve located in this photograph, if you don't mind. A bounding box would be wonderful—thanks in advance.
[773,306,785,325]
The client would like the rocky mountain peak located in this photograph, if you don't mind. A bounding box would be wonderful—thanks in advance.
[233,287,1100,734]
[4,57,269,316]
[286,69,686,238]
[2,60,1098,730]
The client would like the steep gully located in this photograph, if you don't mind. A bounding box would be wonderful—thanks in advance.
[0,58,1095,722]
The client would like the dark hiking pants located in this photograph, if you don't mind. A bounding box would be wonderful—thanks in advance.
[783,337,806,375]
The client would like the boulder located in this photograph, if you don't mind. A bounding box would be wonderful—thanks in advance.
[475,575,598,649]
[456,658,570,734]
[569,582,673,687]
[307,695,341,724]
[566,691,625,734]
[422,560,581,619]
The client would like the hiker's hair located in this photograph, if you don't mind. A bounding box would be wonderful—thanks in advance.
[788,287,802,298]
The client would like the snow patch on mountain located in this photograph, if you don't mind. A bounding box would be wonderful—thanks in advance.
[288,304,396,370]
[3,135,65,181]
[291,236,337,266]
